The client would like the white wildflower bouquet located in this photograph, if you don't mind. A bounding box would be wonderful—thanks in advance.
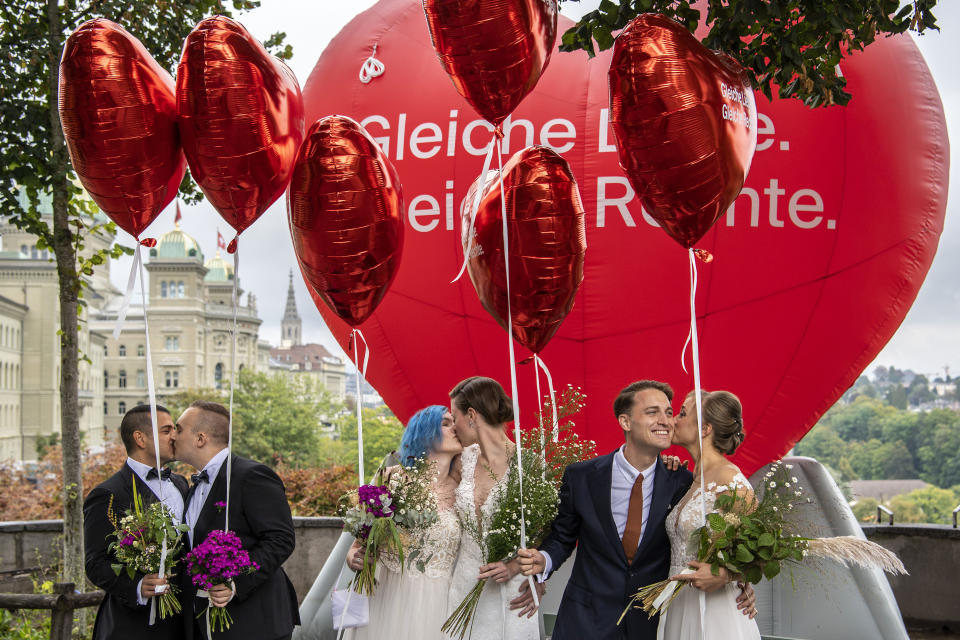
[622,461,907,622]
[338,457,438,595]
[443,449,558,640]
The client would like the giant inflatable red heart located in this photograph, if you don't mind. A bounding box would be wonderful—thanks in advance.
[302,0,948,474]
[59,19,186,240]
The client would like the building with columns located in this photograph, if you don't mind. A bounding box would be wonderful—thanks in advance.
[0,191,111,459]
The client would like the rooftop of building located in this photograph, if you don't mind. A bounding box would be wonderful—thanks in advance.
[269,343,343,368]
[849,479,931,502]
[204,253,234,282]
[150,226,204,261]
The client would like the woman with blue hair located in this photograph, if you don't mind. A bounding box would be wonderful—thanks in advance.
[344,405,462,640]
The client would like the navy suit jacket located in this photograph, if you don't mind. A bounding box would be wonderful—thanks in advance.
[182,454,299,640]
[540,452,693,640]
[83,463,189,640]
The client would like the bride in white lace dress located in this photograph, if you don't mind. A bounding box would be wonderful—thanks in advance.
[344,405,463,640]
[447,377,539,640]
[659,390,760,640]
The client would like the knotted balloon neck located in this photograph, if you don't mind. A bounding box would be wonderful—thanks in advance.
[139,237,157,248]
[692,248,713,263]
[227,236,238,254]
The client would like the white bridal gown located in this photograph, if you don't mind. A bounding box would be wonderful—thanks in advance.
[344,506,461,640]
[447,444,538,640]
[658,473,762,640]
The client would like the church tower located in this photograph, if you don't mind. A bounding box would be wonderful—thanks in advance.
[281,270,302,348]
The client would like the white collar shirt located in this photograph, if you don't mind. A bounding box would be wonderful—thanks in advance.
[610,446,657,547]
[184,447,230,545]
[125,457,184,522]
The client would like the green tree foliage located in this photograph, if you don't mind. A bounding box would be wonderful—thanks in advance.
[166,370,333,468]
[796,395,960,488]
[232,369,332,467]
[562,0,939,107]
[851,497,879,523]
[335,406,406,481]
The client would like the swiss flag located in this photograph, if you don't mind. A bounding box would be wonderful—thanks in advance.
[217,230,226,251]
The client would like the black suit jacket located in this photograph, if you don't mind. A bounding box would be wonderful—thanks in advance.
[83,463,189,640]
[540,452,693,640]
[182,454,299,640]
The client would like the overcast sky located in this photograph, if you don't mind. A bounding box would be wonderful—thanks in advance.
[108,0,959,380]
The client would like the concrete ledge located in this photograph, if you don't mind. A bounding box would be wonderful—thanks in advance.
[862,523,960,540]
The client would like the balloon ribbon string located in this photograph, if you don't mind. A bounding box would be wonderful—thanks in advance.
[533,354,559,443]
[496,142,538,608]
[350,329,370,485]
[534,355,545,467]
[452,130,497,283]
[225,245,240,533]
[135,242,166,625]
[688,247,707,640]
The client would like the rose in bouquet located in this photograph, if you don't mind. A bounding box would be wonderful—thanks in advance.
[107,477,189,620]
[183,529,260,633]
[622,461,906,622]
[338,457,439,595]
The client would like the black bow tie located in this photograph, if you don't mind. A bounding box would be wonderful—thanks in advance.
[146,467,172,481]
[191,469,209,485]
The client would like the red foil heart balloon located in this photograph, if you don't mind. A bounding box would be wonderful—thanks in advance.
[177,16,305,236]
[287,115,404,327]
[465,146,586,354]
[59,19,185,239]
[609,14,758,249]
[422,0,559,128]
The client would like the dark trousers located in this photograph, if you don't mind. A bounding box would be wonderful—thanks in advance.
[193,620,291,640]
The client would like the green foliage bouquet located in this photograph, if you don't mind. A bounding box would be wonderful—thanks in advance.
[622,461,906,622]
[338,458,438,595]
[107,476,189,620]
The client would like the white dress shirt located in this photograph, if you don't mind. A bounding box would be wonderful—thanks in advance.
[126,457,184,522]
[184,447,230,546]
[540,447,657,578]
[126,457,184,605]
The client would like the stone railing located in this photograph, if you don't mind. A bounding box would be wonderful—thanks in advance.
[1,519,957,632]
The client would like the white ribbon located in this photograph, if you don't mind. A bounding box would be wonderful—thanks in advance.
[112,244,141,340]
[335,564,359,640]
[224,246,240,532]
[130,242,167,626]
[452,132,497,283]
[533,354,559,443]
[351,328,370,485]
[358,43,385,84]
[495,143,538,609]
[651,568,695,612]
[685,247,708,640]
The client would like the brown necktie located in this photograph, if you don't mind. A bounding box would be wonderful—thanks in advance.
[621,472,644,562]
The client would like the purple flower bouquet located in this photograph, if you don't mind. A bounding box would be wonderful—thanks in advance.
[184,529,259,633]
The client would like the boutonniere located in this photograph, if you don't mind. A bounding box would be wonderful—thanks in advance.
[214,501,227,513]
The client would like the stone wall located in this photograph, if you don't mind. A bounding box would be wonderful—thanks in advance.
[0,517,344,602]
[2,518,957,629]
[863,524,960,632]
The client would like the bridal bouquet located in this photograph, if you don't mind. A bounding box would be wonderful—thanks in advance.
[622,461,907,622]
[338,457,438,595]
[183,529,260,633]
[106,476,188,620]
[443,450,559,640]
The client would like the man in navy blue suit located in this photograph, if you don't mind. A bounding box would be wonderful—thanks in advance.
[518,380,755,639]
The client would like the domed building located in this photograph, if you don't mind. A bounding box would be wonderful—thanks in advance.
[91,223,267,432]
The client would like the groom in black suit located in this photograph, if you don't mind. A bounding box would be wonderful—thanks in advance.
[518,380,753,639]
[83,404,189,640]
[175,400,299,640]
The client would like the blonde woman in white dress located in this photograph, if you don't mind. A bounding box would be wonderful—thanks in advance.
[446,377,539,640]
[344,405,463,640]
[658,390,761,640]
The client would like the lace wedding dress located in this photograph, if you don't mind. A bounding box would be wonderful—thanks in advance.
[344,506,461,640]
[447,444,538,640]
[658,473,761,640]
